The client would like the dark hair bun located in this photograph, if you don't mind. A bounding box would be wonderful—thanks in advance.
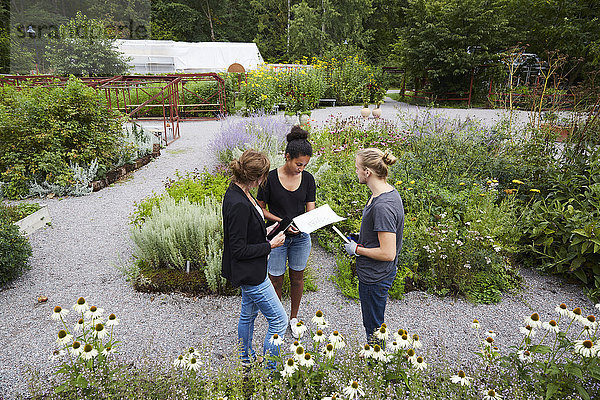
[287,125,309,142]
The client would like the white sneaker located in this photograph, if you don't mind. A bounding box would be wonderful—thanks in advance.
[289,317,299,339]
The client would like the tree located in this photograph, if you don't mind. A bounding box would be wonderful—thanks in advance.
[44,12,130,76]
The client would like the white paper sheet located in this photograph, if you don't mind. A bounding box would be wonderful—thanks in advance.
[292,204,345,234]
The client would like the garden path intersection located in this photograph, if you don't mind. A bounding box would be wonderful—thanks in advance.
[0,100,593,399]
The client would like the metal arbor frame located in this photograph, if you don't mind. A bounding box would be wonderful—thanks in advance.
[0,73,227,145]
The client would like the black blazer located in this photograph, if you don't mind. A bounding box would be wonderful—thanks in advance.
[221,183,271,287]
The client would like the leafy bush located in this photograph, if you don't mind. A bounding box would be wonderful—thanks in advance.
[130,196,226,293]
[0,218,32,285]
[0,78,127,198]
[0,202,41,223]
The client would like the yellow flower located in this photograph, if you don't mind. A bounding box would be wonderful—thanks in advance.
[473,183,478,186]
[459,182,465,186]
[396,180,403,185]
[407,187,413,191]
[512,179,524,185]
[530,189,540,193]
[479,193,485,197]
[410,180,415,185]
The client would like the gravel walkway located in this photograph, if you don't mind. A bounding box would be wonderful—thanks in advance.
[0,100,593,399]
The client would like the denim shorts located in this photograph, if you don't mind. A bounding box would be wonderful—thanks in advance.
[268,232,311,276]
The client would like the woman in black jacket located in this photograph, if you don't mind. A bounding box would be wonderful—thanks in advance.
[221,149,287,368]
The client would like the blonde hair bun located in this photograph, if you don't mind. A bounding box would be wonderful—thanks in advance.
[382,150,397,166]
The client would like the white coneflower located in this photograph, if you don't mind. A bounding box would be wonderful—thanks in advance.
[299,352,315,368]
[519,325,536,337]
[293,321,308,339]
[483,336,495,349]
[102,346,115,357]
[51,306,69,321]
[393,328,407,341]
[374,326,389,342]
[450,370,472,386]
[93,323,109,340]
[572,307,584,323]
[343,380,365,399]
[48,349,65,361]
[85,305,104,320]
[312,310,326,326]
[329,331,345,349]
[323,343,335,359]
[173,354,186,368]
[397,334,411,349]
[371,344,386,362]
[322,393,342,400]
[187,347,201,358]
[56,330,73,346]
[359,343,373,359]
[72,297,89,314]
[81,343,98,360]
[471,319,480,330]
[555,303,570,318]
[293,345,305,361]
[290,341,301,352]
[486,330,496,338]
[524,313,542,329]
[596,303,600,311]
[542,320,560,333]
[583,315,599,330]
[411,334,422,349]
[574,340,597,358]
[70,341,83,356]
[412,356,427,370]
[482,389,503,400]
[106,313,120,327]
[387,341,400,353]
[187,357,201,372]
[269,333,284,346]
[313,329,327,343]
[282,358,298,378]
[74,318,85,333]
[405,348,417,363]
[518,350,532,362]
[216,397,228,400]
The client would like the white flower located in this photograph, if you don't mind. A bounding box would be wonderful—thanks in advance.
[269,333,284,346]
[85,305,104,320]
[290,341,301,352]
[397,334,411,349]
[571,307,585,324]
[405,348,417,363]
[393,328,407,341]
[322,393,343,400]
[69,341,83,356]
[322,343,335,359]
[56,330,73,346]
[216,397,228,400]
[282,358,298,378]
[329,331,345,349]
[313,329,327,343]
[524,313,542,329]
[485,257,492,264]
[74,318,85,333]
[312,310,327,326]
[371,344,386,362]
[595,303,600,310]
[374,326,389,342]
[582,315,599,330]
[450,370,472,386]
[359,344,373,359]
[519,325,536,337]
[518,350,532,362]
[51,306,69,321]
[343,380,365,399]
[483,336,495,349]
[48,349,65,361]
[93,323,109,340]
[293,345,305,361]
[486,330,496,338]
[102,346,115,357]
[574,340,597,358]
[187,357,201,372]
[555,303,570,318]
[411,334,422,349]
[299,352,315,368]
[542,320,560,333]
[81,343,98,360]
[387,341,400,353]
[72,297,89,314]
[106,313,120,327]
[411,356,427,370]
[186,347,201,359]
[292,321,307,339]
[471,319,480,330]
[173,354,186,368]
[482,389,503,400]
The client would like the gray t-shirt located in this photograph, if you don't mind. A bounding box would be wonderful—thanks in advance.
[356,189,405,284]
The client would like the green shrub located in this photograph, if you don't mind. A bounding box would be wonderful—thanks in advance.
[0,219,32,285]
[0,202,41,223]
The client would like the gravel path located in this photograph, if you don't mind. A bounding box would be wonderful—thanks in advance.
[0,100,593,399]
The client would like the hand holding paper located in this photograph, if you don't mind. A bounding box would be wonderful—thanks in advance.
[292,204,345,234]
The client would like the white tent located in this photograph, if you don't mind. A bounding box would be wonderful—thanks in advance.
[114,40,264,74]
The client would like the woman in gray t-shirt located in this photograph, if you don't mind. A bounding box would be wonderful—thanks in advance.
[343,148,405,341]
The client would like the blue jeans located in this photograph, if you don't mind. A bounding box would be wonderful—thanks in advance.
[358,270,396,342]
[267,232,312,276]
[239,277,288,368]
